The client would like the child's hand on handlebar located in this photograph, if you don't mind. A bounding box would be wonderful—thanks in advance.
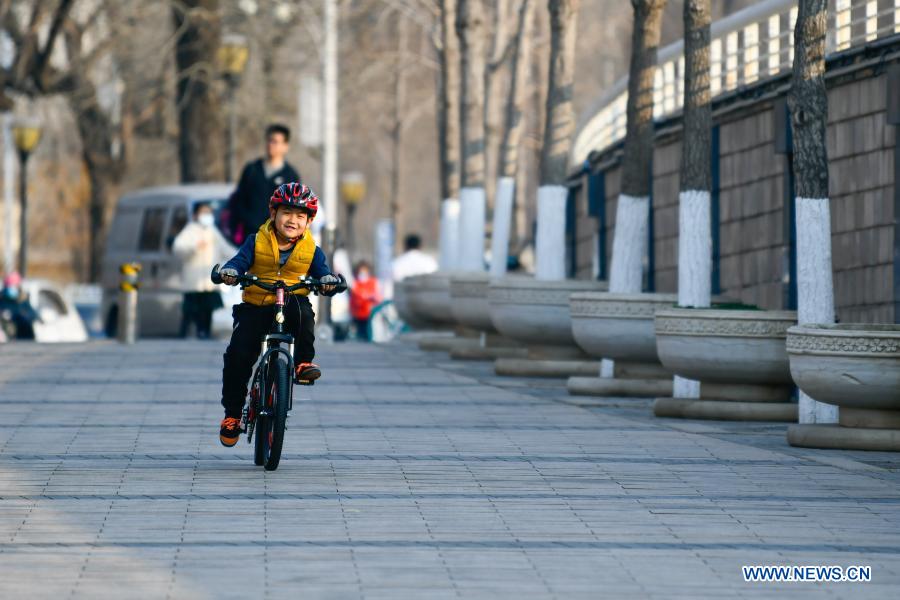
[220,267,239,285]
[320,274,339,295]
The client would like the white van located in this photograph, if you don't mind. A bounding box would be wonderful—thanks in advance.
[100,184,240,338]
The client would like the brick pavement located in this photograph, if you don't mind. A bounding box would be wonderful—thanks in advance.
[1,339,899,599]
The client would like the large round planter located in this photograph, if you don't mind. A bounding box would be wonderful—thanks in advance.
[394,278,435,329]
[655,308,796,384]
[652,308,798,422]
[787,324,900,451]
[406,272,455,327]
[570,292,677,363]
[488,276,607,347]
[449,272,495,332]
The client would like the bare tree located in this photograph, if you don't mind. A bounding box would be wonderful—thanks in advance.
[607,0,666,294]
[171,0,225,183]
[788,0,836,424]
[539,0,578,186]
[437,0,461,202]
[498,0,534,181]
[455,0,487,271]
[531,0,578,281]
[673,0,711,398]
[0,0,149,281]
[489,0,533,277]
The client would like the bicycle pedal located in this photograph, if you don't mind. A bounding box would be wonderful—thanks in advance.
[296,379,315,386]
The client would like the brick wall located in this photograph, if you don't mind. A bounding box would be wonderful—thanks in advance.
[578,71,896,323]
[827,74,895,323]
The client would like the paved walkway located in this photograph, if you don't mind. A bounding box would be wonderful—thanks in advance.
[1,338,899,599]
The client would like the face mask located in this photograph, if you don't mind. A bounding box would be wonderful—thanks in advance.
[198,213,215,227]
[4,287,18,300]
[356,271,370,282]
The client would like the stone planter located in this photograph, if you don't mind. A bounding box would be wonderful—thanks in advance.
[449,272,495,332]
[567,293,675,398]
[488,276,607,377]
[652,308,798,422]
[406,272,455,326]
[786,324,900,451]
[393,278,435,330]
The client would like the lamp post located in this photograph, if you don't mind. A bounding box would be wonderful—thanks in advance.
[217,34,249,182]
[12,119,41,277]
[340,172,365,255]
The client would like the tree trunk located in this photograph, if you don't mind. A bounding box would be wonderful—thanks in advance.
[673,0,712,399]
[788,0,837,424]
[71,98,122,282]
[456,0,488,271]
[483,0,511,209]
[172,0,225,183]
[456,0,487,188]
[534,0,579,281]
[438,0,461,202]
[499,0,534,179]
[491,0,534,277]
[608,0,666,294]
[540,0,578,186]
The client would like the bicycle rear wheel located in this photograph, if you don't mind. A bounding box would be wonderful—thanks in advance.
[259,355,290,471]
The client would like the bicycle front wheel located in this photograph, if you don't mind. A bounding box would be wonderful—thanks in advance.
[259,355,290,471]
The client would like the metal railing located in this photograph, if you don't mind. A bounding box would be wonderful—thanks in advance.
[572,0,900,165]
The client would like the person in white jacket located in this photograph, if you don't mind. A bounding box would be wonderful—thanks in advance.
[172,203,235,338]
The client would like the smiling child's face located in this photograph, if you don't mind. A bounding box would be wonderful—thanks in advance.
[271,205,310,240]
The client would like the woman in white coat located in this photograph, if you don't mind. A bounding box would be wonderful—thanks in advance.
[172,203,235,338]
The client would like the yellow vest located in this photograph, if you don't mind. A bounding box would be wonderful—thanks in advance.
[242,220,317,305]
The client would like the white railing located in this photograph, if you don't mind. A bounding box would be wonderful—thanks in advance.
[572,0,900,165]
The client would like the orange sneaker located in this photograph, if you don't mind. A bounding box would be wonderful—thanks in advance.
[294,362,321,384]
[219,417,241,447]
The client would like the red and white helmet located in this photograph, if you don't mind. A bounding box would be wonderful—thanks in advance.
[269,182,318,218]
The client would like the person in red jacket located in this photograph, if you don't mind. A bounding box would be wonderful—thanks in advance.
[349,260,382,341]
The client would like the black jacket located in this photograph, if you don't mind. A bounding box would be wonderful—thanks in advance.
[228,158,302,240]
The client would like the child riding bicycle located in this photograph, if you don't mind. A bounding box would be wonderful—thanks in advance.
[217,182,340,447]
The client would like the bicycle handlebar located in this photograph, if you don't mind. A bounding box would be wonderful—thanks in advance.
[211,264,348,295]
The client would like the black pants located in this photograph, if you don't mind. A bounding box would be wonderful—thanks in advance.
[180,292,221,339]
[221,297,315,418]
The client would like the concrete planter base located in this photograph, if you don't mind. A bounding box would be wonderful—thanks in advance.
[654,398,797,422]
[787,424,900,452]
[451,345,529,361]
[568,376,673,398]
[417,328,481,353]
[495,358,600,378]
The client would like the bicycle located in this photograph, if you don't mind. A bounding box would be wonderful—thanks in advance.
[211,265,347,470]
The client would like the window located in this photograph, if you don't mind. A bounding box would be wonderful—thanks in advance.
[138,207,168,251]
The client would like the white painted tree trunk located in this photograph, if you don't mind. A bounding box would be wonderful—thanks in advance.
[439,198,461,271]
[673,189,712,398]
[458,187,487,272]
[795,196,839,424]
[534,185,567,281]
[490,177,515,278]
[602,193,649,378]
[608,194,649,293]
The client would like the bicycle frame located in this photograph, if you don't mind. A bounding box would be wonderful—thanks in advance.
[253,285,297,420]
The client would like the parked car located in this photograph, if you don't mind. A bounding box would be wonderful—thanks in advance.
[101,184,239,338]
[20,279,89,343]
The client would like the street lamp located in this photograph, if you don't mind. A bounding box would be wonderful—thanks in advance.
[217,33,249,182]
[12,118,41,277]
[340,172,365,254]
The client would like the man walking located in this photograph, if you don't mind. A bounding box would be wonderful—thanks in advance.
[227,123,302,244]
